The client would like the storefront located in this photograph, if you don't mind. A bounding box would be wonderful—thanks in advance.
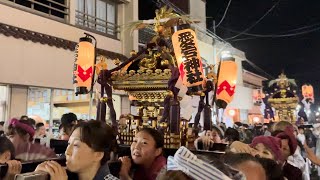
[0,85,127,137]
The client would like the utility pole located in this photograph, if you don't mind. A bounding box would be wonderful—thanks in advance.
[212,20,220,124]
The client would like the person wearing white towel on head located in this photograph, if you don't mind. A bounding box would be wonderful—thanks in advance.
[166,146,244,180]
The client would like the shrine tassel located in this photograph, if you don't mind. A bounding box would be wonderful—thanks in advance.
[193,95,205,129]
[170,100,180,134]
[203,81,213,130]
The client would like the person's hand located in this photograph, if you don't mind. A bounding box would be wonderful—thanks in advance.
[199,136,214,150]
[230,141,257,155]
[3,160,22,180]
[119,156,132,180]
[304,143,320,166]
[35,161,68,180]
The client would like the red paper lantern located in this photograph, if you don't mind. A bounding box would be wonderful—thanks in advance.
[302,84,314,101]
[73,37,95,95]
[172,27,204,94]
[216,52,238,108]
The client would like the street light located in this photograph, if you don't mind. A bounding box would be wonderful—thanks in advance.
[296,105,301,111]
[228,109,236,117]
[306,110,311,117]
[253,116,260,123]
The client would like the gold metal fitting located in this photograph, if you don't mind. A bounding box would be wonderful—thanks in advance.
[159,122,168,128]
[130,50,137,56]
[170,133,180,138]
[100,97,109,102]
[113,58,121,66]
[166,90,174,98]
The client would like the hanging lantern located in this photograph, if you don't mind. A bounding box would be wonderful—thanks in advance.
[216,52,238,108]
[302,84,314,101]
[73,36,95,95]
[172,25,204,94]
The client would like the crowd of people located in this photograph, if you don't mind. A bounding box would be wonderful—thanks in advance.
[0,113,320,179]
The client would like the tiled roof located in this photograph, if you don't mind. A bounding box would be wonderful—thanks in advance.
[0,22,128,61]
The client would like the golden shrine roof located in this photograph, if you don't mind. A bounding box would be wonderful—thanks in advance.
[111,69,171,90]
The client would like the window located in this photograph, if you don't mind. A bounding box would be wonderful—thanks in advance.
[27,87,51,121]
[76,0,117,37]
[5,0,69,20]
[0,86,8,122]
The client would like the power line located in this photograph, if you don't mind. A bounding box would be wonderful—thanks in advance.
[221,25,320,39]
[244,59,275,79]
[230,24,320,41]
[157,0,274,80]
[160,0,229,44]
[284,22,320,33]
[215,0,232,28]
[225,0,281,40]
[231,36,261,42]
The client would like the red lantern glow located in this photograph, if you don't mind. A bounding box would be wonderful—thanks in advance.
[216,53,238,108]
[73,37,95,95]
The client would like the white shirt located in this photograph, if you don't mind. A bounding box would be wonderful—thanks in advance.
[297,133,306,144]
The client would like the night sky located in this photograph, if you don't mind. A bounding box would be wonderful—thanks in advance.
[139,0,320,103]
[206,0,320,103]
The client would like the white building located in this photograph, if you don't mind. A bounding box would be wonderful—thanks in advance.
[0,0,138,127]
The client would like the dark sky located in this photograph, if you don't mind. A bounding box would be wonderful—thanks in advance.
[139,0,320,103]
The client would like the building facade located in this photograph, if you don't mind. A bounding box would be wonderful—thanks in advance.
[0,0,138,131]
